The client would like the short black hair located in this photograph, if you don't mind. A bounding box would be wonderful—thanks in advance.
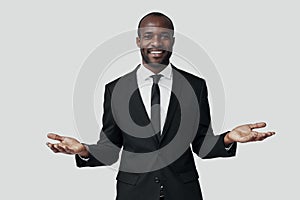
[137,12,174,37]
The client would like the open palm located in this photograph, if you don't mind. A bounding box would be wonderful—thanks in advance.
[46,133,86,155]
[226,122,275,143]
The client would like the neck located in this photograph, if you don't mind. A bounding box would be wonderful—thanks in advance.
[142,61,169,74]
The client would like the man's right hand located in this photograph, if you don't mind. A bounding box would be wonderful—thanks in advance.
[46,133,89,158]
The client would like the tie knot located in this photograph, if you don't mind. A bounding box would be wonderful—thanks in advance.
[151,74,163,84]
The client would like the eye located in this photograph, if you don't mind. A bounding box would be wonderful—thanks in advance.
[160,33,171,40]
[143,34,152,40]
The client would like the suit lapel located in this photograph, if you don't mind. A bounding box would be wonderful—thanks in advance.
[159,65,183,143]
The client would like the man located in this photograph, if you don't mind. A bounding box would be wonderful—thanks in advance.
[47,12,275,200]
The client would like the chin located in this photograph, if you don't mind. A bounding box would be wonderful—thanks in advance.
[141,49,172,68]
[147,62,165,68]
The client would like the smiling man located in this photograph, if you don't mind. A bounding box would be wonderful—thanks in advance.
[47,12,275,200]
[137,14,174,72]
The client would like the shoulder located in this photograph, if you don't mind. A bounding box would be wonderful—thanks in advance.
[172,65,206,87]
[104,66,137,92]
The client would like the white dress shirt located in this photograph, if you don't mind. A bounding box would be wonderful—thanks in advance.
[136,63,173,133]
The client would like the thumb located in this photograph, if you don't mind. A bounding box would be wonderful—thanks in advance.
[249,122,266,130]
[47,133,65,142]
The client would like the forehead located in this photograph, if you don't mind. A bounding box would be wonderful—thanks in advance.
[139,16,173,34]
[139,27,173,35]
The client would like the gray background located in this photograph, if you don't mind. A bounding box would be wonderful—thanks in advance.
[0,0,299,199]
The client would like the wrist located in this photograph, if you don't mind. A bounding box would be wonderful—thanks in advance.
[224,131,235,146]
[78,144,89,158]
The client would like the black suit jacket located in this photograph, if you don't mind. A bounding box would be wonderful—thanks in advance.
[76,64,237,200]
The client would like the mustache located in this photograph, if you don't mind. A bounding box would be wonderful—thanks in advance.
[141,48,173,53]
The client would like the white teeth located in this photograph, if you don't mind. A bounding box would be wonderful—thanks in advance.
[150,51,163,54]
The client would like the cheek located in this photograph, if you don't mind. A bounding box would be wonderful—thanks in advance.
[140,40,151,48]
[163,42,173,50]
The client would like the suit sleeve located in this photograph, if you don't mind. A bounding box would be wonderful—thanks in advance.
[192,80,237,159]
[75,84,123,167]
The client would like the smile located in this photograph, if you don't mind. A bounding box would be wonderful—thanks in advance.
[147,49,166,56]
[150,50,163,54]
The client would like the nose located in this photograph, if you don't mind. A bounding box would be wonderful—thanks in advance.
[151,35,162,47]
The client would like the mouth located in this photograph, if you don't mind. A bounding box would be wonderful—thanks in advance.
[147,49,165,58]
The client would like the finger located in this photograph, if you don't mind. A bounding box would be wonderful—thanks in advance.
[46,142,59,153]
[249,122,267,130]
[54,143,68,154]
[59,144,72,154]
[238,132,258,143]
[47,142,71,154]
[65,146,75,154]
[256,132,276,141]
[58,143,74,154]
[47,133,65,142]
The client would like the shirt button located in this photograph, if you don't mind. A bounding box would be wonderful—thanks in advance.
[154,177,160,183]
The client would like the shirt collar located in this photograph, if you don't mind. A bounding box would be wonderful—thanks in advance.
[138,63,172,81]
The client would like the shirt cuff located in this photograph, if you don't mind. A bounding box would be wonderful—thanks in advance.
[225,142,234,151]
[77,145,90,161]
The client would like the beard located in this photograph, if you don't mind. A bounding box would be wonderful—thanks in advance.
[140,48,172,68]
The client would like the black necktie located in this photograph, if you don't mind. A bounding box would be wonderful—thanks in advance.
[151,74,163,136]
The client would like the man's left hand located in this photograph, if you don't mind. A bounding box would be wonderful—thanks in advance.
[224,122,275,145]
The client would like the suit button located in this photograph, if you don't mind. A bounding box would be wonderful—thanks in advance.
[154,177,160,183]
[160,185,164,191]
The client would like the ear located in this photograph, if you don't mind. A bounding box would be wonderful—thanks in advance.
[136,37,141,48]
[171,37,175,47]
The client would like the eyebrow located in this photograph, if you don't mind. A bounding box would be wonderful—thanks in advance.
[143,32,153,35]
